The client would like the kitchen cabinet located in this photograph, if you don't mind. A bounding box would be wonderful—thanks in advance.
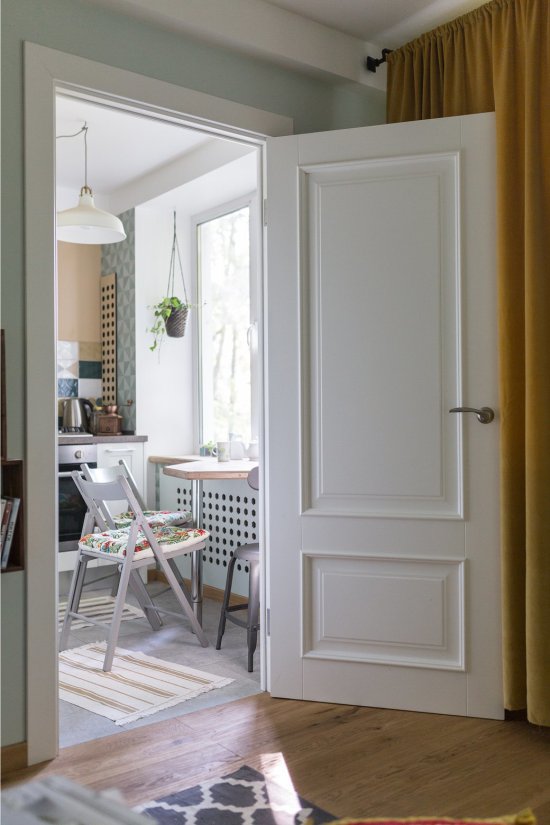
[96,442,145,498]
[96,441,145,521]
[58,439,146,575]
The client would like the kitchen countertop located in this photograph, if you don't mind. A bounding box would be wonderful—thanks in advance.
[58,434,148,445]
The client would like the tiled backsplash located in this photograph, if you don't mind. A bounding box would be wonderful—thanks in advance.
[57,340,102,414]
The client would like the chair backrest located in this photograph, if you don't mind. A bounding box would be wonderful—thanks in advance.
[247,465,260,491]
[81,459,145,509]
[72,472,143,535]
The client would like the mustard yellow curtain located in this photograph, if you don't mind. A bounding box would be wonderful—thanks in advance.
[387,0,550,726]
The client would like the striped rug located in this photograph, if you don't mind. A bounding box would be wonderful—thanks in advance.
[59,642,233,725]
[58,595,144,629]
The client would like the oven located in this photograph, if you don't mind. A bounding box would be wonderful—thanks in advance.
[58,443,98,553]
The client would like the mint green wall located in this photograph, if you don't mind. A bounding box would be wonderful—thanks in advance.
[1,573,26,746]
[0,0,385,747]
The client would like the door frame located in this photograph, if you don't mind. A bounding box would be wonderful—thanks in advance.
[24,41,292,765]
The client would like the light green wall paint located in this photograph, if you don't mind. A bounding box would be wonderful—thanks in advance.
[1,573,26,745]
[0,0,386,747]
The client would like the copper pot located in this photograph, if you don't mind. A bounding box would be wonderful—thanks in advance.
[104,404,118,414]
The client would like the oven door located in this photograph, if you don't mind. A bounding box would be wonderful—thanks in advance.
[58,462,97,552]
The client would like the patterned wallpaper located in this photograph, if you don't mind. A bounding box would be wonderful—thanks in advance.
[101,209,136,433]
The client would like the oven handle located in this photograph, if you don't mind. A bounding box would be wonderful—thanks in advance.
[58,470,82,478]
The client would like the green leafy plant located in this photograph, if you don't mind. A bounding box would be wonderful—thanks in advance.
[148,296,190,352]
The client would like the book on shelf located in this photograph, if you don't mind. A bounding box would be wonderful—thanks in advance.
[1,496,20,569]
[1,497,12,549]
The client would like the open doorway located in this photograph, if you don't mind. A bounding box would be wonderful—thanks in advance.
[55,93,263,748]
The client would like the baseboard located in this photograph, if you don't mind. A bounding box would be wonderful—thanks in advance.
[504,708,528,721]
[147,570,247,606]
[1,741,28,777]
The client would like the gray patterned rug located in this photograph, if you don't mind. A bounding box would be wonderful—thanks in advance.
[135,764,335,824]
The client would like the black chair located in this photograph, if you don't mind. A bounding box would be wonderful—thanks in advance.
[216,466,260,672]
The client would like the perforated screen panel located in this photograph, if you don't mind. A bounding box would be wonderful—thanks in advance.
[101,272,117,405]
[160,474,257,597]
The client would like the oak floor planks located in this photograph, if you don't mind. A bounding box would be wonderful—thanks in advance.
[4,694,550,821]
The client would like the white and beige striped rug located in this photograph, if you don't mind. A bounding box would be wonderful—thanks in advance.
[59,642,233,725]
[58,595,144,629]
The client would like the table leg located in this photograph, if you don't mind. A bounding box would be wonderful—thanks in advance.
[191,478,203,624]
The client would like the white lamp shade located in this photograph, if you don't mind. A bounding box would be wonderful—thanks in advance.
[57,191,126,245]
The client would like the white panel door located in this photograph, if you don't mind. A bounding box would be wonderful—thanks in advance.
[266,113,502,718]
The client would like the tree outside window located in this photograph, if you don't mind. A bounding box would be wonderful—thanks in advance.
[198,205,252,443]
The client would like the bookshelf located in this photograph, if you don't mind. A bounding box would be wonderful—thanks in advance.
[1,459,24,572]
[1,331,25,572]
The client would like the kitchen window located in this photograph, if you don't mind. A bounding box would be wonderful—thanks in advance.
[194,196,258,446]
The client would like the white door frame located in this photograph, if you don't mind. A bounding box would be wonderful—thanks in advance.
[24,41,292,765]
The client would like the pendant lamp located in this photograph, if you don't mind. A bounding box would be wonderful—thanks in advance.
[56,123,126,245]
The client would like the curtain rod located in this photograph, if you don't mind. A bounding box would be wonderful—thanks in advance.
[365,48,393,73]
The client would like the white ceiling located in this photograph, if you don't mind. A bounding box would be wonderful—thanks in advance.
[259,0,487,45]
[86,0,489,56]
[56,95,213,196]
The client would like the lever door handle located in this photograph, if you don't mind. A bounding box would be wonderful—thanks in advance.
[449,406,495,424]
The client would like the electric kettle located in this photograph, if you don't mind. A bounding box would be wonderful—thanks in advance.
[62,398,94,431]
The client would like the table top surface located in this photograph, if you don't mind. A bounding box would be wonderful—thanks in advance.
[163,457,258,480]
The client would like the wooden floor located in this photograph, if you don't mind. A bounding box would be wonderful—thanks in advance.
[4,694,550,821]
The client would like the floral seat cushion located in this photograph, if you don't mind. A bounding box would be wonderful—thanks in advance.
[79,526,208,560]
[113,509,191,530]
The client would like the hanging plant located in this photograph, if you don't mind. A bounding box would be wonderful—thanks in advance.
[149,296,189,352]
[148,211,192,353]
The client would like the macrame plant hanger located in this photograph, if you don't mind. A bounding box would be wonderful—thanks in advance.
[165,210,189,338]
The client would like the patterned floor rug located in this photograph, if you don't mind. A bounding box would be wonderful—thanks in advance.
[59,642,233,725]
[135,764,335,824]
[58,595,144,629]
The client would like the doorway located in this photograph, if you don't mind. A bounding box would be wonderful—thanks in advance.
[56,93,264,748]
[25,42,293,765]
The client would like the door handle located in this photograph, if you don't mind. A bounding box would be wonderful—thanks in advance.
[449,406,495,424]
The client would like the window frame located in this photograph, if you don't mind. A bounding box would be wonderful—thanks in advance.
[191,191,260,449]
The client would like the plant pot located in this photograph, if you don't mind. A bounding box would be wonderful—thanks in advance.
[165,306,188,338]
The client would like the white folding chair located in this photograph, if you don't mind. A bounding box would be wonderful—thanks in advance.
[59,473,209,672]
[81,459,191,529]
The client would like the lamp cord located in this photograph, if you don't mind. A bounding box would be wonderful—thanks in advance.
[56,122,89,191]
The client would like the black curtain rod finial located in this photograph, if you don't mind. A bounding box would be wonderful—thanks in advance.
[365,47,393,73]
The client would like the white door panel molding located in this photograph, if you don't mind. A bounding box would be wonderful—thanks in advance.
[303,553,464,670]
[301,153,462,518]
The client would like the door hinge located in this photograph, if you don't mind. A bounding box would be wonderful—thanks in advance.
[263,198,267,226]
[266,607,271,636]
